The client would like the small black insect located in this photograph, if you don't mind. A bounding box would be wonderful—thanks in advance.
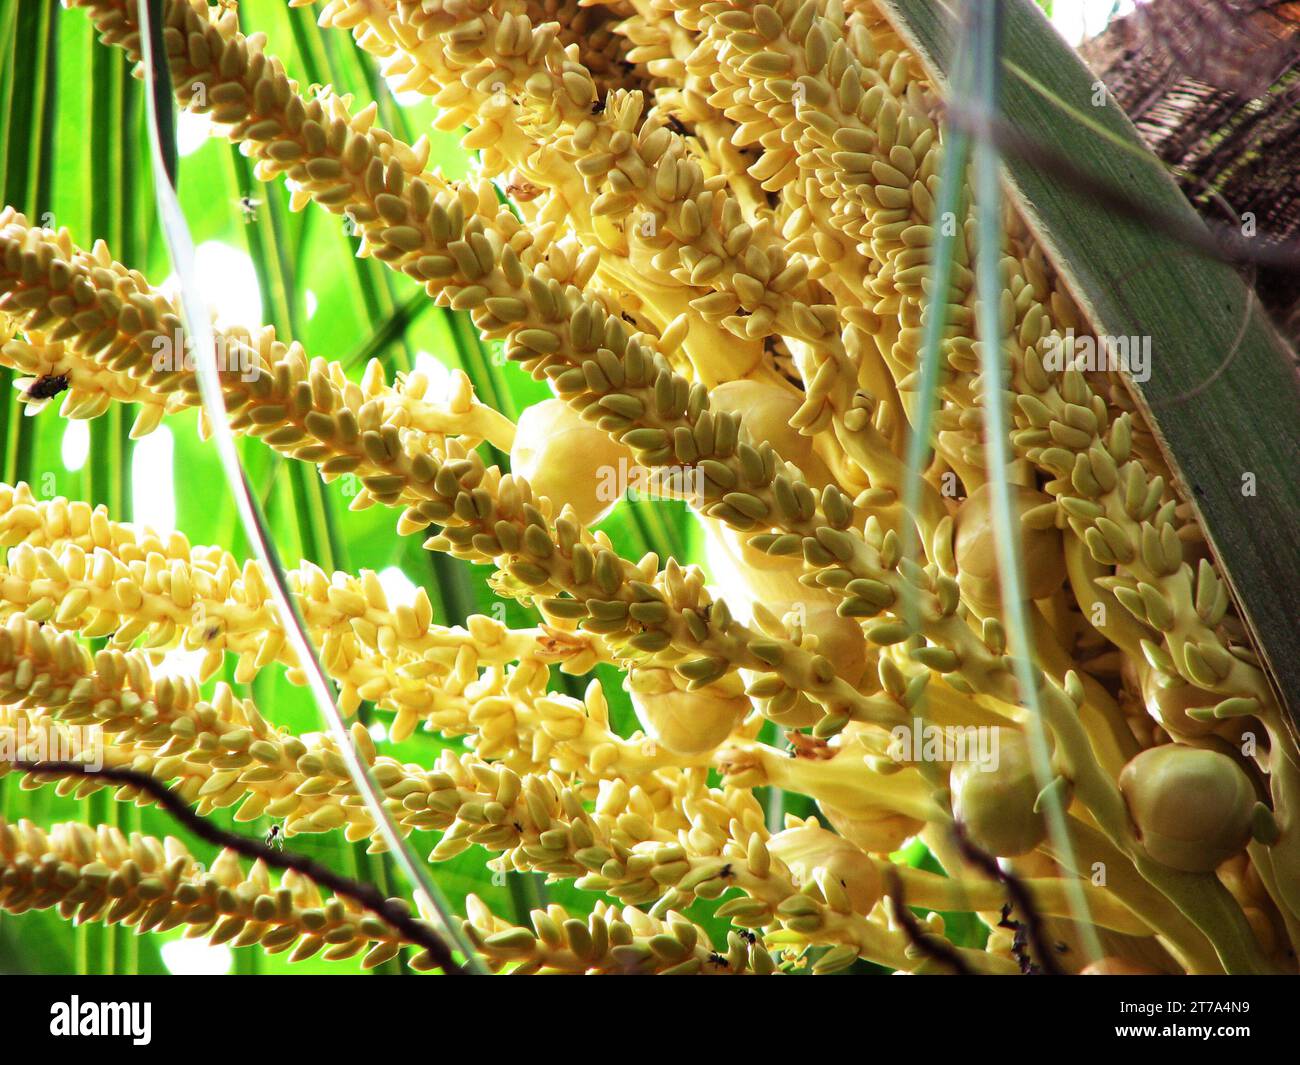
[265,823,285,850]
[719,863,733,880]
[24,372,70,403]
[707,951,729,967]
[738,929,757,945]
[591,98,606,115]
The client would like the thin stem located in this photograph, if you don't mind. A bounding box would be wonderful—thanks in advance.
[968,0,1103,963]
[12,761,463,972]
[133,0,485,973]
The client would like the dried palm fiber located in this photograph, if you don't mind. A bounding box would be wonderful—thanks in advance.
[1081,0,1300,345]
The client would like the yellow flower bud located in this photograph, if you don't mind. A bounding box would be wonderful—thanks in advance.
[949,728,1051,857]
[801,605,869,686]
[628,667,749,757]
[1118,745,1255,872]
[954,483,1065,610]
[767,824,881,912]
[509,399,633,526]
[821,803,923,855]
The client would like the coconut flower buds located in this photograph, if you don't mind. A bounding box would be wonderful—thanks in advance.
[1119,746,1256,872]
[821,804,924,856]
[0,0,1289,979]
[510,399,633,526]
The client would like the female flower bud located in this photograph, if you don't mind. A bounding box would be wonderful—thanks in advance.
[509,399,633,526]
[954,483,1065,610]
[710,379,832,485]
[1118,745,1255,872]
[820,804,924,855]
[768,605,870,727]
[949,728,1051,857]
[628,667,749,757]
[767,824,881,912]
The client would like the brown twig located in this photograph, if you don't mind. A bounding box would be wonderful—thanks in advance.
[883,867,976,975]
[952,824,1065,976]
[10,760,468,975]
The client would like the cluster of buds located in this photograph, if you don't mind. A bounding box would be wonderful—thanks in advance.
[0,0,1291,975]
